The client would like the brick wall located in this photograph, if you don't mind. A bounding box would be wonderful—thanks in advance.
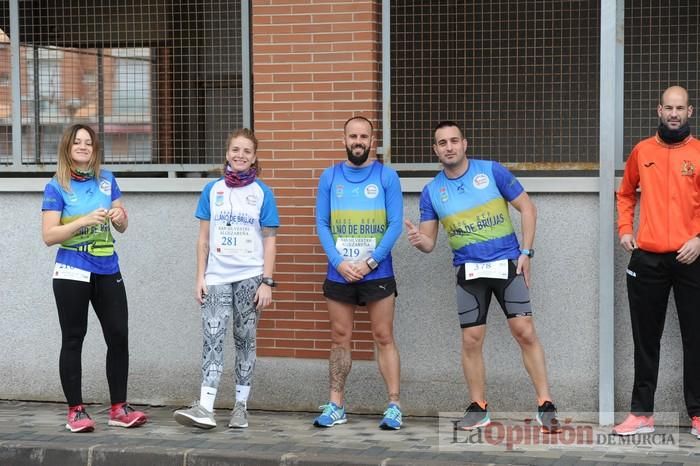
[252,0,382,360]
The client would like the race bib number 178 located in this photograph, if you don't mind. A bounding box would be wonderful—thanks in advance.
[463,259,508,280]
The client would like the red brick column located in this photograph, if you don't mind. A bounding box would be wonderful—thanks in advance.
[252,0,382,360]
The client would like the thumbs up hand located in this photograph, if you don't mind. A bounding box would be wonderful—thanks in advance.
[405,219,422,248]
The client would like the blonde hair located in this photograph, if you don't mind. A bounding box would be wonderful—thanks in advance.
[55,124,101,191]
[223,128,261,175]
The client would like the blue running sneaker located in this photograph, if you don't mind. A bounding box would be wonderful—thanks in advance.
[313,402,347,427]
[379,403,402,430]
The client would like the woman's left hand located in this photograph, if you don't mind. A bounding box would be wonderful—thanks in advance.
[255,282,272,311]
[108,206,127,229]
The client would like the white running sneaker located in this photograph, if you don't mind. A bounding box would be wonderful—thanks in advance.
[173,402,216,429]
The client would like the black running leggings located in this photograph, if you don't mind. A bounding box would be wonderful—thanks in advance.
[53,272,129,406]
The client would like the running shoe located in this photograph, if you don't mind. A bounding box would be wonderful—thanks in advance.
[66,405,95,433]
[173,401,216,429]
[313,402,347,427]
[379,403,402,430]
[228,401,248,428]
[691,416,700,439]
[455,402,490,430]
[108,403,147,428]
[536,400,562,433]
[612,413,655,436]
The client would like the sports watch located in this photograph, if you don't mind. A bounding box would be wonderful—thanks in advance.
[261,277,276,287]
[366,257,379,270]
[520,249,535,258]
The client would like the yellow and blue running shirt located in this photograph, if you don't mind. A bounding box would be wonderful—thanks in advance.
[316,161,403,283]
[420,159,524,266]
[41,170,121,274]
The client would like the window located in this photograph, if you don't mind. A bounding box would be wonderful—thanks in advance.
[0,0,246,174]
[390,1,600,171]
[390,1,700,172]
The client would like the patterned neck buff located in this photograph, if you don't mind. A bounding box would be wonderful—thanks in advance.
[70,167,95,182]
[224,163,257,188]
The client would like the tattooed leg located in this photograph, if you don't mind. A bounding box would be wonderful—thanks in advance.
[329,346,352,397]
[326,299,355,406]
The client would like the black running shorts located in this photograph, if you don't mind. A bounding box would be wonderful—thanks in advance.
[323,277,397,306]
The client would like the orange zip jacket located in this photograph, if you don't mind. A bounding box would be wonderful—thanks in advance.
[617,135,700,253]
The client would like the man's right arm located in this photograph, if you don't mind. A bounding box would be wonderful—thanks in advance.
[617,148,640,251]
[406,186,439,252]
[315,169,344,268]
[406,219,438,252]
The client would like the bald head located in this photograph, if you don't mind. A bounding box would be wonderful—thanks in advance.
[661,86,690,107]
[658,86,693,130]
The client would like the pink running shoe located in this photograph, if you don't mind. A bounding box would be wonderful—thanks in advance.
[66,405,95,433]
[691,416,700,439]
[612,413,654,436]
[108,403,147,428]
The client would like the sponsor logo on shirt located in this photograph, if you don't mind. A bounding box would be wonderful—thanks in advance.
[335,184,344,198]
[246,194,258,206]
[99,179,112,195]
[681,160,695,176]
[440,186,449,203]
[473,174,490,189]
[215,191,225,206]
[364,184,379,199]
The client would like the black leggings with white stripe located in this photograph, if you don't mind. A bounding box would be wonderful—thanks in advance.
[52,271,129,406]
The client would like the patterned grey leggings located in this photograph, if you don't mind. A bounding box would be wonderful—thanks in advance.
[201,276,261,388]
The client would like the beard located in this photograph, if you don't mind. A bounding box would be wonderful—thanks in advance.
[346,144,370,166]
[658,119,690,144]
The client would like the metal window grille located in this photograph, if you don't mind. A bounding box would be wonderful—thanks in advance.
[624,1,700,158]
[0,0,244,173]
[390,1,601,171]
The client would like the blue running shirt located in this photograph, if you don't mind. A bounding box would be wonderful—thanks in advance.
[41,170,122,274]
[195,178,280,285]
[420,159,524,266]
[316,161,403,283]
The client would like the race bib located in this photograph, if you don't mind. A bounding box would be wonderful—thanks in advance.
[335,237,376,261]
[463,259,508,280]
[53,263,91,282]
[214,223,254,256]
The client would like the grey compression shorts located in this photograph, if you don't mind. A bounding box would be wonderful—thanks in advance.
[455,260,532,328]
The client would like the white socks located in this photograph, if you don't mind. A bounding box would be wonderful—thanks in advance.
[200,386,217,412]
[200,385,249,410]
[236,385,250,403]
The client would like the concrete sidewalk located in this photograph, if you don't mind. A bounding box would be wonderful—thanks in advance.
[2,400,700,465]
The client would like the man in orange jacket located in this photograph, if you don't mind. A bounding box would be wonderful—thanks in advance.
[614,85,700,438]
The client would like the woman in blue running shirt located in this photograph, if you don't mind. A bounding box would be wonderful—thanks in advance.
[41,124,147,433]
[174,128,279,430]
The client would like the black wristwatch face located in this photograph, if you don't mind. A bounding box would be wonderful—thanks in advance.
[526,249,535,258]
[262,277,276,287]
